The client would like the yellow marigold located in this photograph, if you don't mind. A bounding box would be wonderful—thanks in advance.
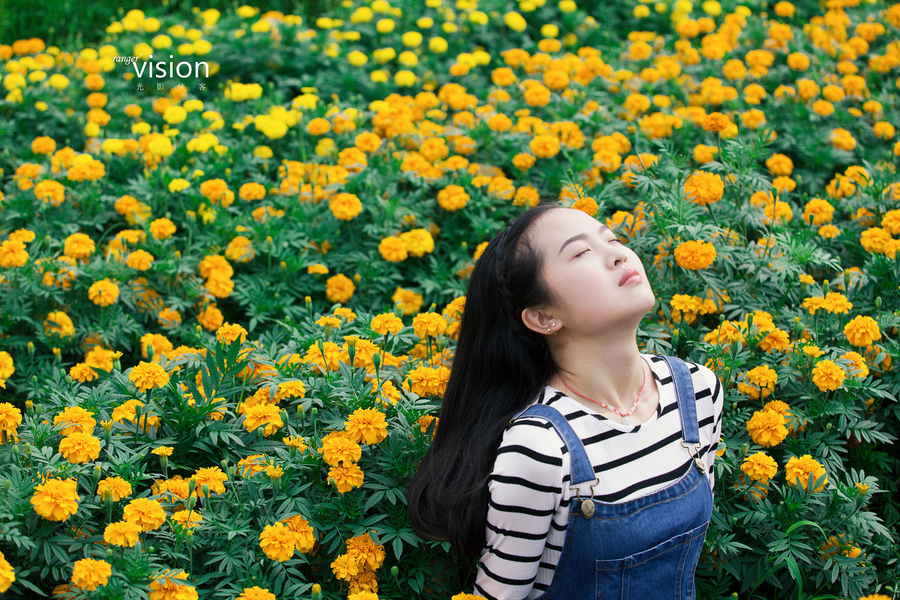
[513,153,536,171]
[684,171,724,206]
[326,273,356,303]
[674,240,716,270]
[239,182,267,201]
[149,218,177,240]
[405,365,452,398]
[437,184,470,212]
[260,522,296,562]
[31,478,80,521]
[378,236,408,262]
[126,249,155,271]
[413,312,448,338]
[320,432,362,467]
[702,112,730,132]
[123,497,167,531]
[812,360,845,392]
[529,134,560,159]
[34,180,66,206]
[784,454,827,492]
[822,292,852,314]
[371,313,403,335]
[741,452,778,483]
[328,463,365,493]
[59,432,101,463]
[216,322,248,345]
[242,404,284,436]
[392,286,424,315]
[54,405,96,436]
[307,117,331,135]
[746,409,788,447]
[149,570,197,600]
[97,476,132,501]
[171,510,203,531]
[346,532,386,572]
[329,192,363,221]
[344,408,388,445]
[129,361,170,392]
[399,229,435,257]
[104,520,141,547]
[0,239,28,268]
[331,553,359,581]
[88,278,119,307]
[71,558,111,591]
[193,466,228,496]
[843,315,881,347]
[64,233,96,259]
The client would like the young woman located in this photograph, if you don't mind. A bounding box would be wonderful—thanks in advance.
[408,203,724,600]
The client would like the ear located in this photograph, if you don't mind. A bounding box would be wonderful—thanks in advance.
[521,306,560,335]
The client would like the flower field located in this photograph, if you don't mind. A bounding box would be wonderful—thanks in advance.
[1,0,900,598]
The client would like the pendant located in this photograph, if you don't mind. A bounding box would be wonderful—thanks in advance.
[621,416,633,427]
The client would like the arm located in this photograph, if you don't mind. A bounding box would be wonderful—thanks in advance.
[474,419,565,600]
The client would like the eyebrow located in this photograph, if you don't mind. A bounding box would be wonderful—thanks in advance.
[558,224,611,256]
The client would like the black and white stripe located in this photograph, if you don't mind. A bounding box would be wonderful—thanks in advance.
[474,354,724,600]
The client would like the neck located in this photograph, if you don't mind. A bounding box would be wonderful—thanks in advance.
[548,324,647,413]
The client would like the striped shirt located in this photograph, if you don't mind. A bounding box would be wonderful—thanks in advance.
[474,354,724,600]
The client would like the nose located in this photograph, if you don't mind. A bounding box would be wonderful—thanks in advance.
[609,242,629,268]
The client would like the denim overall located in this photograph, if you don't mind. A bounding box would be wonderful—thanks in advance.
[516,356,713,600]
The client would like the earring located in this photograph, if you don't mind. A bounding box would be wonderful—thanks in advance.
[546,327,551,332]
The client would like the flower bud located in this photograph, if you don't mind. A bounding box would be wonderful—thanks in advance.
[27,342,34,356]
[25,400,34,416]
[297,404,305,418]
[221,459,229,471]
[188,477,197,496]
[312,584,322,600]
[740,443,748,457]
[188,495,197,509]
[372,353,381,368]
[202,483,210,498]
[844,270,852,288]
[106,548,114,560]
[391,566,399,579]
[93,464,103,486]
[146,344,155,361]
[186,530,194,546]
[876,296,882,310]
[822,279,829,295]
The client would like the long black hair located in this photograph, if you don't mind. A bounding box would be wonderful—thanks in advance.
[407,203,561,564]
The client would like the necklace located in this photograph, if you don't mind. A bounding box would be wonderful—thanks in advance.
[556,362,647,427]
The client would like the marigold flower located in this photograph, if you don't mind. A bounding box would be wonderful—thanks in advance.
[399,229,435,257]
[104,520,141,547]
[149,217,177,240]
[171,510,203,531]
[64,233,96,260]
[242,404,284,436]
[149,570,197,600]
[71,558,111,591]
[674,240,716,270]
[97,476,133,501]
[378,236,408,262]
[812,360,846,392]
[413,312,448,338]
[328,463,365,493]
[320,432,362,466]
[152,446,174,457]
[843,315,881,347]
[684,171,724,206]
[529,134,560,159]
[237,587,277,600]
[371,313,403,335]
[123,497,167,532]
[784,455,827,492]
[741,452,778,483]
[329,193,363,221]
[59,432,101,463]
[344,408,388,445]
[702,112,730,132]
[129,361,170,392]
[259,522,296,562]
[31,478,80,521]
[325,273,356,303]
[216,322,248,345]
[192,466,228,496]
[54,405,96,436]
[0,240,29,268]
[88,278,120,307]
[739,365,777,399]
[0,550,15,593]
[331,553,359,581]
[346,532,386,572]
[126,249,155,271]
[746,409,788,447]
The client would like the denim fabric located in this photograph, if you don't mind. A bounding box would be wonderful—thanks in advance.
[516,356,713,600]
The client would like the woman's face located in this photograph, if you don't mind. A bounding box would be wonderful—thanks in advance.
[527,207,656,335]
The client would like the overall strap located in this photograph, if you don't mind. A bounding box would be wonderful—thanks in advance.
[512,404,596,487]
[658,355,700,445]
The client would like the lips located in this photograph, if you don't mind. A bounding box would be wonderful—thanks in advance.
[619,268,640,287]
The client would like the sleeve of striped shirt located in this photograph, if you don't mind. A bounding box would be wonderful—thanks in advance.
[698,364,725,492]
[474,417,566,600]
